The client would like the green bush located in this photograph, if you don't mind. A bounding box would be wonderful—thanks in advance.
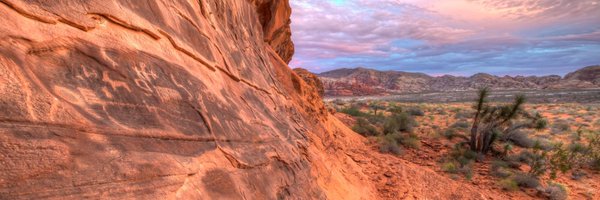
[383,112,416,134]
[407,107,425,116]
[443,128,459,139]
[551,120,571,134]
[544,182,568,200]
[352,118,381,136]
[365,113,386,125]
[533,118,548,130]
[513,174,540,188]
[442,162,458,173]
[499,178,519,191]
[340,107,365,117]
[450,121,470,129]
[387,105,403,114]
[491,160,512,178]
[506,130,535,148]
[588,133,600,171]
[454,111,472,119]
[379,135,402,155]
[491,160,509,170]
[399,134,421,149]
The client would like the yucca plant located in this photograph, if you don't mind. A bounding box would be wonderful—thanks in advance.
[469,88,535,154]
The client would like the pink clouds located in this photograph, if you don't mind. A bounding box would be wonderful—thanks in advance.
[290,0,600,75]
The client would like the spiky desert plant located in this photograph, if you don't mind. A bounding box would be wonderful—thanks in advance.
[469,88,532,154]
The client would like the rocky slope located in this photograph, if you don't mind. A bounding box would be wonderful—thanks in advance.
[0,0,375,199]
[319,66,600,96]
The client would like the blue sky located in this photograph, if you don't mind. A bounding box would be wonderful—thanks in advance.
[289,0,600,76]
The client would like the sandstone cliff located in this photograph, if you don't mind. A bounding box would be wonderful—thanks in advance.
[0,0,372,199]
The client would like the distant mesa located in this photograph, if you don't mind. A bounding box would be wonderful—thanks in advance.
[317,65,600,96]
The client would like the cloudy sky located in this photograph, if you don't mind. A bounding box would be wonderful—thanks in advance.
[289,0,600,76]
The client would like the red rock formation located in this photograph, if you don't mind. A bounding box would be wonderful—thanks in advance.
[250,0,295,64]
[0,0,371,199]
[319,67,600,96]
[293,68,324,97]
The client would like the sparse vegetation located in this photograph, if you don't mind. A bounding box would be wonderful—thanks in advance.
[499,178,519,191]
[551,120,571,134]
[352,117,380,136]
[379,135,402,155]
[543,182,568,200]
[512,173,540,188]
[383,112,416,134]
[330,97,600,198]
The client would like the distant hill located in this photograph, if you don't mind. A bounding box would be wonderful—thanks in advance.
[318,66,600,96]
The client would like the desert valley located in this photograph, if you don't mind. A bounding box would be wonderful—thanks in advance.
[0,0,599,200]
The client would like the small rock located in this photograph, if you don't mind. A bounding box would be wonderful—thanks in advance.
[384,171,394,178]
[386,180,396,186]
[571,170,587,180]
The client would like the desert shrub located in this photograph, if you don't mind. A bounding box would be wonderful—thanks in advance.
[443,128,459,139]
[450,121,470,129]
[548,144,573,179]
[383,112,416,134]
[365,113,386,125]
[514,150,535,163]
[513,173,540,188]
[442,161,473,180]
[492,167,512,178]
[399,133,421,149]
[491,160,512,178]
[506,130,535,148]
[528,145,549,177]
[442,162,458,173]
[568,142,587,153]
[544,182,568,200]
[460,166,474,180]
[407,107,425,116]
[499,178,519,191]
[436,109,447,115]
[340,107,366,117]
[491,160,509,170]
[352,118,380,136]
[551,120,571,134]
[449,146,478,168]
[388,132,421,149]
[587,133,600,171]
[454,111,471,119]
[535,138,555,151]
[532,117,548,130]
[379,135,402,155]
[387,105,403,114]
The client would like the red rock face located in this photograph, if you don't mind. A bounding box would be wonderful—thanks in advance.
[250,0,295,64]
[0,0,372,199]
[293,68,324,97]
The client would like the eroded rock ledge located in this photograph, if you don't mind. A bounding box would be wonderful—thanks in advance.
[0,0,370,199]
